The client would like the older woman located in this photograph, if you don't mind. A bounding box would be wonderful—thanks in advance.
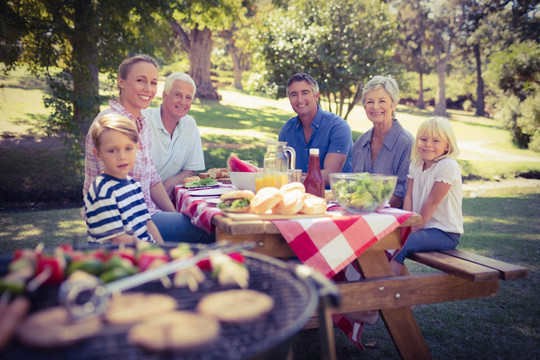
[83,54,213,243]
[352,76,414,208]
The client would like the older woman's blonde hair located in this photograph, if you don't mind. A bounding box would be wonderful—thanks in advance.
[91,113,139,150]
[411,117,460,165]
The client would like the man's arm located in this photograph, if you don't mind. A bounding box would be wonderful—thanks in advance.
[150,182,177,212]
[321,153,347,186]
[146,219,164,245]
[163,170,195,198]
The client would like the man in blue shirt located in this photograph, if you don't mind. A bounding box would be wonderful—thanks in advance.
[278,73,353,187]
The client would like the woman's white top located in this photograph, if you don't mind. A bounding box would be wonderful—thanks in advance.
[408,157,463,234]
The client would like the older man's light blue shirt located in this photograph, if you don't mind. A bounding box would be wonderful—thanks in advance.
[352,119,414,199]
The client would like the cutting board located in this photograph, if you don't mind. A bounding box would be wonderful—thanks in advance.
[223,212,331,221]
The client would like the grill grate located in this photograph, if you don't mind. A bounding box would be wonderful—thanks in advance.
[3,252,318,360]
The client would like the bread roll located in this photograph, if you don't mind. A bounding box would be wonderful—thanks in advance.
[183,176,201,184]
[218,190,255,213]
[280,182,305,194]
[220,190,254,202]
[250,187,283,214]
[301,194,327,215]
[275,190,304,215]
[208,168,228,179]
[198,173,211,179]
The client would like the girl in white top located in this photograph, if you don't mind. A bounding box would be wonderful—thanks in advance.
[391,117,463,276]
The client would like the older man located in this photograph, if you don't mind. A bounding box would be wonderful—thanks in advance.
[278,73,353,186]
[142,72,205,197]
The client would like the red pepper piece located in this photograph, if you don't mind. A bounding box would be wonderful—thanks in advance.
[108,248,136,265]
[138,253,169,272]
[35,254,65,285]
[196,253,245,270]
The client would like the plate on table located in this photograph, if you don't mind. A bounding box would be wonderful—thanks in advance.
[188,188,232,197]
[183,182,223,190]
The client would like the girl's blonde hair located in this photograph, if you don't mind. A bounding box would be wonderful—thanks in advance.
[412,117,459,165]
[91,114,139,150]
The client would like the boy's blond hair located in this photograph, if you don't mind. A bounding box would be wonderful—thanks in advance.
[91,114,139,150]
[412,117,460,165]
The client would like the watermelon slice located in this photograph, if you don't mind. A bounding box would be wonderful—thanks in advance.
[227,153,261,172]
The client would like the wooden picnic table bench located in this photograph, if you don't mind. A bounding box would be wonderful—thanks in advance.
[212,213,528,360]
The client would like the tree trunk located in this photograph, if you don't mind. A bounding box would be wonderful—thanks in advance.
[221,29,244,90]
[72,0,100,136]
[417,71,425,109]
[170,22,220,100]
[434,60,447,116]
[474,43,485,117]
[230,46,243,90]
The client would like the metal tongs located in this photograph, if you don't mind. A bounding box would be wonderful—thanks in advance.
[58,241,255,321]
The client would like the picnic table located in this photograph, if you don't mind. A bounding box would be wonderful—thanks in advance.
[175,185,528,360]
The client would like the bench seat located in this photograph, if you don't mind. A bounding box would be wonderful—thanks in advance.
[409,249,528,282]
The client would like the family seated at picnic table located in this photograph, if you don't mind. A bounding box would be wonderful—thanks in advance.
[82,54,463,282]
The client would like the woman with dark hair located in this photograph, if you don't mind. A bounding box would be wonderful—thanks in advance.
[83,54,213,243]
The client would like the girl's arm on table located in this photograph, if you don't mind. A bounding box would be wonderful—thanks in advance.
[414,181,451,232]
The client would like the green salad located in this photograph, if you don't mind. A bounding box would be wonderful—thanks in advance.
[331,173,396,212]
[184,177,218,188]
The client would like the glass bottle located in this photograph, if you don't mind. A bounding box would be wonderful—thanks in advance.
[303,148,324,197]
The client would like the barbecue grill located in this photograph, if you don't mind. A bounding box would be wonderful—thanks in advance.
[1,247,340,360]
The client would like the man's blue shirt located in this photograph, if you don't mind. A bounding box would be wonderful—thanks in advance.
[278,105,353,173]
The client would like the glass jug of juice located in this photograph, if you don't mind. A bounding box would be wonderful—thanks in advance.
[263,140,296,188]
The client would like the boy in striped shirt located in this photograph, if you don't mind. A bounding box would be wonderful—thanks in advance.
[84,114,164,245]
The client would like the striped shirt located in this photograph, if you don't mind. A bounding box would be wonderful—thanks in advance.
[83,101,161,215]
[84,174,154,243]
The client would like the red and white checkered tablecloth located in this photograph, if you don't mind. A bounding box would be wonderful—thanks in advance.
[271,207,414,278]
[271,207,414,349]
[174,185,233,234]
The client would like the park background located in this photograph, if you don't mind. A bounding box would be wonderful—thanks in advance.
[1,1,539,359]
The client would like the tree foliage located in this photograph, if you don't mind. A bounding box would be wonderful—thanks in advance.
[489,40,540,150]
[256,0,398,120]
[392,0,433,109]
[168,0,248,100]
[4,0,173,170]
